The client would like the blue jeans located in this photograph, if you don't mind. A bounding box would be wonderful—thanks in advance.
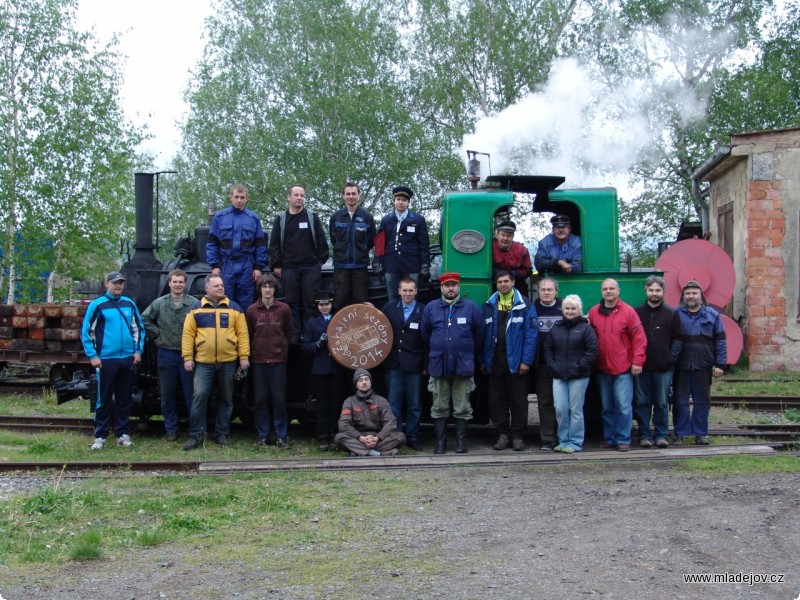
[596,372,634,445]
[252,362,288,439]
[384,272,419,304]
[386,368,422,440]
[189,361,236,440]
[158,347,194,434]
[93,356,135,439]
[281,265,321,338]
[552,377,588,450]
[633,370,672,442]
[673,369,712,437]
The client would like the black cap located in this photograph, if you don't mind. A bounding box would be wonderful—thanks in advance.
[106,271,126,283]
[682,280,702,291]
[496,220,516,233]
[550,214,571,226]
[313,290,335,304]
[392,185,414,200]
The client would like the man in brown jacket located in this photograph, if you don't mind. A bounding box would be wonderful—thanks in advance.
[334,368,406,456]
[245,273,293,448]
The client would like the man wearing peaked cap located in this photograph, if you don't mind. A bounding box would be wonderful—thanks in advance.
[373,184,431,303]
[303,288,346,451]
[492,219,533,296]
[106,271,126,283]
[421,270,485,454]
[673,279,727,446]
[534,213,583,275]
[334,368,406,456]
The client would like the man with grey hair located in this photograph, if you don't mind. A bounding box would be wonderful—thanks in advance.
[634,275,683,448]
[533,277,562,450]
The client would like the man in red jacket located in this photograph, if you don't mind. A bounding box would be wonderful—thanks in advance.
[588,279,647,452]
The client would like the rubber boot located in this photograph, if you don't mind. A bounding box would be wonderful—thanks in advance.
[434,418,447,454]
[455,418,468,454]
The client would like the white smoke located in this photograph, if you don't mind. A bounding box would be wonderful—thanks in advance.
[459,57,656,188]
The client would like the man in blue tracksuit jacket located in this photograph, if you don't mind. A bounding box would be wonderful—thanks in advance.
[206,184,268,309]
[481,270,538,451]
[81,271,145,450]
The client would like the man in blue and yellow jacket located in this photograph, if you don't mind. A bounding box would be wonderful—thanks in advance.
[81,271,145,451]
[181,273,250,450]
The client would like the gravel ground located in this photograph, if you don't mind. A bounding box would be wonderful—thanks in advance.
[2,462,799,600]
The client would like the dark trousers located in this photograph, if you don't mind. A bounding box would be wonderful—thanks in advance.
[534,364,557,444]
[282,265,321,337]
[314,373,346,438]
[332,267,369,311]
[157,347,194,434]
[253,362,288,439]
[93,356,135,439]
[674,369,712,437]
[488,371,529,437]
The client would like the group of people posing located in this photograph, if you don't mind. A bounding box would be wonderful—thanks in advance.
[79,182,726,456]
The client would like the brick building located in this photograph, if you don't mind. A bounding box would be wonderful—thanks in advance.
[695,127,800,372]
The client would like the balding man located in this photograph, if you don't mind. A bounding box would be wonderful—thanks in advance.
[588,279,647,452]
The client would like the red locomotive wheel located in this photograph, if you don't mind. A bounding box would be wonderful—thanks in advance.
[655,239,735,308]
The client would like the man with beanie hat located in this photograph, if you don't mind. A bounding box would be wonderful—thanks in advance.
[334,369,406,456]
[674,280,726,445]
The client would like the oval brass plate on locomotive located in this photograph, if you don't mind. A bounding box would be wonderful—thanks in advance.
[327,304,394,371]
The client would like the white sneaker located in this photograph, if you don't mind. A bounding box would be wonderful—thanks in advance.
[117,434,133,447]
[90,437,106,450]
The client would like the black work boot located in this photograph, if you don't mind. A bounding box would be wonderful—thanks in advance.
[455,418,468,454]
[434,418,447,454]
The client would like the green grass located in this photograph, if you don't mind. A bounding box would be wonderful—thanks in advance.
[0,468,443,591]
[679,454,800,475]
[712,369,800,396]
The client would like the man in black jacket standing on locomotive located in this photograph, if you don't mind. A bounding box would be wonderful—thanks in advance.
[268,185,329,343]
[633,275,683,448]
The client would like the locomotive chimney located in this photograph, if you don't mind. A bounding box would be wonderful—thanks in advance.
[466,150,490,190]
[134,172,156,256]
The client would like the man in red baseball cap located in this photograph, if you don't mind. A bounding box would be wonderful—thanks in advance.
[421,271,485,454]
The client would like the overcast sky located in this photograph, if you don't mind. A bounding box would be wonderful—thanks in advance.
[75,0,214,168]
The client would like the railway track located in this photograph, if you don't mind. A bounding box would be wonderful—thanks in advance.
[0,443,791,474]
[0,380,47,397]
[0,414,95,433]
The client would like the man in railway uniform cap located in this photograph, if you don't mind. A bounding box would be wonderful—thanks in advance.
[673,280,726,446]
[373,185,431,303]
[334,368,406,456]
[421,271,485,454]
[492,220,533,296]
[303,289,347,451]
[534,214,583,275]
[81,271,145,450]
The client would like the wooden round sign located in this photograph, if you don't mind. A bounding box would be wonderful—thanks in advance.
[326,304,394,371]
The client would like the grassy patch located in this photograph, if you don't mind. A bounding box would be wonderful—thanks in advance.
[0,469,431,579]
[712,370,800,396]
[679,454,800,475]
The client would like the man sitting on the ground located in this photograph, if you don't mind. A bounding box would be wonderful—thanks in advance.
[334,368,406,456]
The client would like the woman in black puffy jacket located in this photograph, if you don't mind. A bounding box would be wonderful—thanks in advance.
[543,294,598,453]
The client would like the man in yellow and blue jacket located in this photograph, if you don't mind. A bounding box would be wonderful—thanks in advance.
[181,273,250,450]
